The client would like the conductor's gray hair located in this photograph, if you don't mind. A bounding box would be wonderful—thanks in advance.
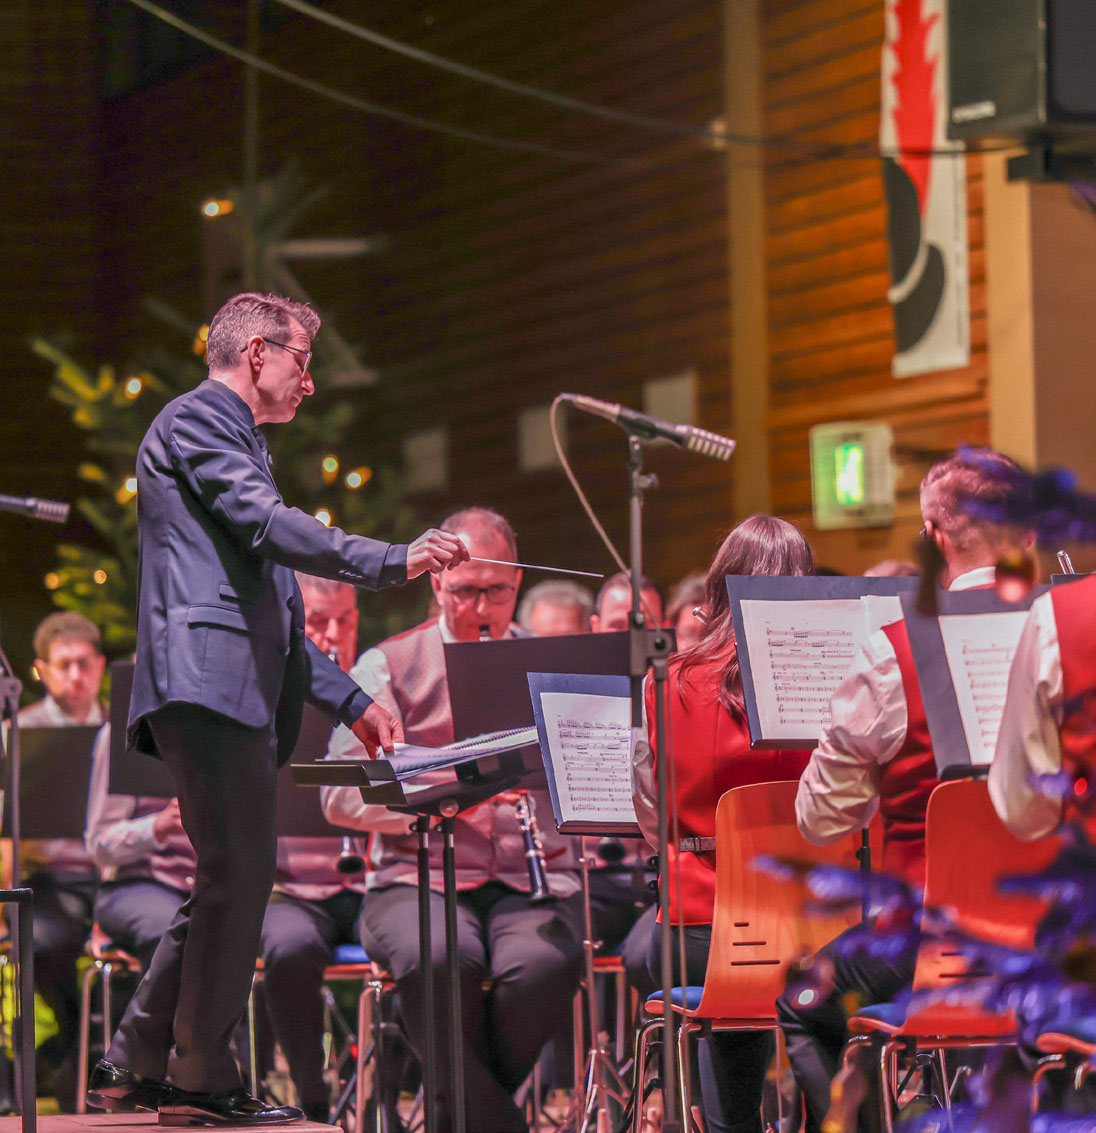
[205,292,321,371]
[517,580,595,631]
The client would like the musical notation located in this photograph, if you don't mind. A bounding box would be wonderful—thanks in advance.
[740,599,867,740]
[539,692,636,824]
[938,612,1028,765]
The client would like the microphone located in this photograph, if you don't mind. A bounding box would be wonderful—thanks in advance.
[559,394,735,462]
[0,494,70,524]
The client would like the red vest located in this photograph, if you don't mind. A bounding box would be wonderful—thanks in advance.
[646,657,810,924]
[1049,575,1096,771]
[879,621,938,887]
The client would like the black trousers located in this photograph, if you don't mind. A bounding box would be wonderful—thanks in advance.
[359,881,584,1133]
[587,868,657,996]
[107,704,279,1093]
[96,879,189,972]
[25,871,96,1064]
[259,889,362,1112]
[776,924,916,1133]
[646,924,773,1133]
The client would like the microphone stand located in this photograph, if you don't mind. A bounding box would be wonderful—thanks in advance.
[625,435,681,1133]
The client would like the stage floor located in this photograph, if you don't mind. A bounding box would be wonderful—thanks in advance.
[0,1117,337,1132]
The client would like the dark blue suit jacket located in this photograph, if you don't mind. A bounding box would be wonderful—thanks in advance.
[128,380,408,762]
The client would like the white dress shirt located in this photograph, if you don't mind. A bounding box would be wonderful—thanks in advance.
[796,566,998,845]
[988,591,1065,841]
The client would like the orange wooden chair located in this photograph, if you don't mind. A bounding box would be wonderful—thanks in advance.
[842,778,1060,1132]
[632,779,874,1132]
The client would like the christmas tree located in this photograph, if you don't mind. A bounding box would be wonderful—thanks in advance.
[32,168,424,654]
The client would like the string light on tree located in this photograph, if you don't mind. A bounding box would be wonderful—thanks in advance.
[44,572,61,591]
[125,376,145,400]
[314,507,333,527]
[201,199,235,218]
[321,454,340,483]
[93,570,108,585]
[345,466,372,489]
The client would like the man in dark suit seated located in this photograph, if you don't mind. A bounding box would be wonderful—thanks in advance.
[86,291,467,1126]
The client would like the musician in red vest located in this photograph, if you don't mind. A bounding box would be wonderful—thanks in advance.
[778,447,1033,1133]
[321,507,584,1133]
[633,515,814,1133]
[990,570,1096,839]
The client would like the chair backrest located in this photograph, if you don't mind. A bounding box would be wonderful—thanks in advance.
[903,778,1060,1037]
[695,779,868,1021]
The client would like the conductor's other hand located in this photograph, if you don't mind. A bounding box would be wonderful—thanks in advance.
[353,702,404,757]
[406,529,470,579]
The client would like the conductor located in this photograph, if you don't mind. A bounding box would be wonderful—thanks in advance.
[86,292,468,1125]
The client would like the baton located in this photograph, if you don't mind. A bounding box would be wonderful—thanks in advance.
[468,557,603,579]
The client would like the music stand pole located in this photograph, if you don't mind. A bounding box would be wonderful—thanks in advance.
[414,818,438,1133]
[625,435,680,1133]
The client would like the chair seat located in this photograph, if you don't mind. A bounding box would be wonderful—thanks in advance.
[849,1001,907,1035]
[333,943,370,966]
[1036,1016,1096,1056]
[644,987,705,1012]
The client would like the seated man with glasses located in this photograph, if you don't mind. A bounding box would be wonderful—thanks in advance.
[321,507,585,1133]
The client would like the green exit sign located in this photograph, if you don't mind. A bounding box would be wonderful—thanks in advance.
[810,423,895,529]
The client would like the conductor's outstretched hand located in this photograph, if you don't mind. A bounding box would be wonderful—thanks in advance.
[353,702,405,757]
[406,528,470,578]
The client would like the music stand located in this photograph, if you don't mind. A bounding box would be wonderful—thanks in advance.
[900,587,1046,779]
[293,730,545,1133]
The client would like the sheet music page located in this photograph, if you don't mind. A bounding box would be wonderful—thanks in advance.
[739,599,866,740]
[938,612,1028,765]
[861,594,905,636]
[537,691,635,825]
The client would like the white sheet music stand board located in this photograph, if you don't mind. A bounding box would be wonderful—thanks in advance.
[527,671,641,837]
[899,586,1046,778]
[727,575,919,750]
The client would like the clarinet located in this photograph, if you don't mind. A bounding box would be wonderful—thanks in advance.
[515,792,555,904]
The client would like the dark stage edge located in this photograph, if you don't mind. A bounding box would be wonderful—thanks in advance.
[0,1118,337,1132]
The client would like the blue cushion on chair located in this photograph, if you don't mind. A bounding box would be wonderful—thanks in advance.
[333,943,370,966]
[645,987,705,1012]
[853,1001,906,1029]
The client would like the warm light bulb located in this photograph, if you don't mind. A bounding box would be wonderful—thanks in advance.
[202,200,220,217]
[125,477,138,494]
[125,376,144,399]
[314,508,333,527]
[44,572,61,591]
[345,466,372,490]
[93,569,108,585]
[321,455,340,484]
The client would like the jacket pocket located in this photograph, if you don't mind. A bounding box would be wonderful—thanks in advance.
[218,582,258,605]
[187,603,250,632]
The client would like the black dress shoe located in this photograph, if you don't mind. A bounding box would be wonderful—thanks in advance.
[87,1059,177,1112]
[159,1087,303,1126]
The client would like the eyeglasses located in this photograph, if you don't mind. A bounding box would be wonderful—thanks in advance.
[443,584,516,605]
[240,338,312,375]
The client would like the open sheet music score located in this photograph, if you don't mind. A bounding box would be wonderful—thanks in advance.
[900,588,1045,776]
[728,576,918,749]
[385,726,540,778]
[527,672,641,837]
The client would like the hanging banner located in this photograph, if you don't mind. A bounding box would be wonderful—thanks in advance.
[880,0,970,378]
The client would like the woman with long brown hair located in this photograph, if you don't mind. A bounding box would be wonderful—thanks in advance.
[634,514,814,1133]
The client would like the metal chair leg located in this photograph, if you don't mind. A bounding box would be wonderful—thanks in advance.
[247,974,261,1099]
[935,1049,952,1111]
[880,1041,901,1133]
[675,1020,695,1133]
[101,963,115,1056]
[630,1017,660,1133]
[75,963,99,1115]
[615,972,626,1064]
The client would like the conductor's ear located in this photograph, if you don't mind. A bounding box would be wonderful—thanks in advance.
[243,335,264,376]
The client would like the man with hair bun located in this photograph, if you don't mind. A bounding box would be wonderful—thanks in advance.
[87,291,469,1125]
[777,447,1034,1133]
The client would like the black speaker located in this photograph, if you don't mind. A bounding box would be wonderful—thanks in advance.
[948,0,1096,142]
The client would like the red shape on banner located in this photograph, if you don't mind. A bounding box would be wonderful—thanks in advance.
[891,0,938,215]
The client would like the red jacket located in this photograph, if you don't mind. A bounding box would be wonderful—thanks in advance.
[646,655,809,924]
